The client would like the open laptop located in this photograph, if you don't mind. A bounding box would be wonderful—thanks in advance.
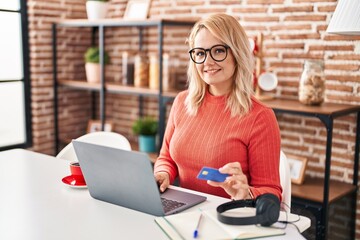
[72,140,207,216]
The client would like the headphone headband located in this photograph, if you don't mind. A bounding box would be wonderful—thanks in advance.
[216,193,280,226]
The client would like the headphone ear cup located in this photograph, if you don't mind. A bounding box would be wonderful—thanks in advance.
[255,193,280,226]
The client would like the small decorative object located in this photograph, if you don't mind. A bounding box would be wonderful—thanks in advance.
[248,37,258,55]
[122,51,135,85]
[123,0,151,20]
[252,32,276,101]
[287,154,308,185]
[299,60,325,105]
[134,52,149,87]
[148,53,174,91]
[86,0,110,20]
[84,46,110,83]
[162,53,176,92]
[87,120,113,133]
[149,53,159,90]
[132,117,158,153]
[256,72,278,101]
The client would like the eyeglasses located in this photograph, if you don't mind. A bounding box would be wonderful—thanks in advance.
[189,44,230,64]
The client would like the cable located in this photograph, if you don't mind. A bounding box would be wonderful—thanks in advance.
[276,201,302,233]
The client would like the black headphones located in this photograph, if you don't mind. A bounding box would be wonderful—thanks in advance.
[216,193,280,226]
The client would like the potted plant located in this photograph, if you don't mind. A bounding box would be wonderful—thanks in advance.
[132,117,158,153]
[86,0,110,20]
[84,46,110,83]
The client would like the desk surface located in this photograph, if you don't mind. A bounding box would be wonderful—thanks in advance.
[0,149,310,240]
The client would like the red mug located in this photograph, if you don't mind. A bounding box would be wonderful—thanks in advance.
[70,162,85,183]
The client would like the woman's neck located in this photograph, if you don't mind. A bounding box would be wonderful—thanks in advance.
[208,84,231,96]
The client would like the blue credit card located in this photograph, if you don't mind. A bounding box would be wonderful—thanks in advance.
[197,167,229,182]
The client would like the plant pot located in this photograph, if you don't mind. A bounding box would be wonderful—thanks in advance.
[86,1,109,20]
[85,63,100,83]
[139,135,156,153]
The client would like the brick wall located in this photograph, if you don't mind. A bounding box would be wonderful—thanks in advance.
[27,0,360,238]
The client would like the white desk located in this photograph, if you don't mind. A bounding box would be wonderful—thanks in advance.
[0,149,310,240]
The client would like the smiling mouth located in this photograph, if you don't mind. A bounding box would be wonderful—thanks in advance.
[205,69,220,73]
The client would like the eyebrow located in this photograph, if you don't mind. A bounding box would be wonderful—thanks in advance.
[192,44,226,49]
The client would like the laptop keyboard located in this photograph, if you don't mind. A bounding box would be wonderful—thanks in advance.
[161,197,186,213]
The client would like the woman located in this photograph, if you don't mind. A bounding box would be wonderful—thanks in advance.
[154,13,282,201]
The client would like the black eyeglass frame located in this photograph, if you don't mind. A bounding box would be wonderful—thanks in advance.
[188,44,230,64]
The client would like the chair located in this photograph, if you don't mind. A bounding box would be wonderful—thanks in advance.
[56,131,132,162]
[279,150,291,212]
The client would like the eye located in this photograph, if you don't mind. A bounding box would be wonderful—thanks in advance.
[213,47,226,54]
[194,50,205,57]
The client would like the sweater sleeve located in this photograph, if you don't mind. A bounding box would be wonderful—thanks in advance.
[247,106,282,201]
[153,94,180,184]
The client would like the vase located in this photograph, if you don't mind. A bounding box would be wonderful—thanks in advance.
[139,135,156,153]
[86,1,109,20]
[85,63,100,83]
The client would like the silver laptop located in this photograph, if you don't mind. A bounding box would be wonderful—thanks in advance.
[72,140,207,216]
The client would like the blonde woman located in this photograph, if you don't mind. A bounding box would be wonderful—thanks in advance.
[154,13,282,201]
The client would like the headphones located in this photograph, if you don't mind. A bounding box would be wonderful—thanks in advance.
[216,193,280,226]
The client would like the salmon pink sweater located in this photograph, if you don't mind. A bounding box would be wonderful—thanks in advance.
[154,90,282,200]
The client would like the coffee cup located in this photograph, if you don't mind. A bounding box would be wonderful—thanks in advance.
[70,162,85,182]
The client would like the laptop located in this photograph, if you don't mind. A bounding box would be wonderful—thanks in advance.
[72,140,207,216]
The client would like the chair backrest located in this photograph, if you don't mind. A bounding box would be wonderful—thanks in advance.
[56,131,132,162]
[279,150,291,212]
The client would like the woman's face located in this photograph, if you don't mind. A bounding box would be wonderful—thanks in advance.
[193,28,236,96]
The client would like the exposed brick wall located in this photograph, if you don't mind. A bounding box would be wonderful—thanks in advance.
[28,0,90,154]
[27,0,359,238]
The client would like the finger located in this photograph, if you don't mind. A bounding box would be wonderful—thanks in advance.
[225,174,248,184]
[219,162,243,175]
[154,174,162,182]
[207,180,224,187]
[232,182,249,189]
[219,162,240,171]
[226,174,247,184]
[155,172,168,182]
[159,181,169,192]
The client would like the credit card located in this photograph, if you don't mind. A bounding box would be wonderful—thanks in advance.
[197,167,229,182]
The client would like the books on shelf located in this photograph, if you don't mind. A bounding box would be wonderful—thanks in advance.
[155,209,285,240]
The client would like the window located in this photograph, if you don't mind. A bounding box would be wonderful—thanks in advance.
[0,0,32,150]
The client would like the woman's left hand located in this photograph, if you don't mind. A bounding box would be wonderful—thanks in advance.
[207,162,251,200]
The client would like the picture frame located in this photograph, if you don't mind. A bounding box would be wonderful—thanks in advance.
[87,120,113,133]
[287,154,308,185]
[123,0,151,20]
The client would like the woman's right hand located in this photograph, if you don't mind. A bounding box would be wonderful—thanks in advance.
[154,172,170,192]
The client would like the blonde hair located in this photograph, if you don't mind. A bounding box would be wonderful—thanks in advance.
[185,13,254,117]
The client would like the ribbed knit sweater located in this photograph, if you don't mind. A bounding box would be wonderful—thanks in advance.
[154,90,282,200]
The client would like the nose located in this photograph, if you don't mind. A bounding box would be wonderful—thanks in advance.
[203,50,215,65]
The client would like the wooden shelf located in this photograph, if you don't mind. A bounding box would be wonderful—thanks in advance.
[292,176,357,203]
[263,98,360,116]
[55,18,196,28]
[58,79,101,91]
[58,80,179,98]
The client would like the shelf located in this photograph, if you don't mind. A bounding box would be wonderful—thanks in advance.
[292,176,357,203]
[58,79,101,91]
[263,98,360,117]
[53,18,195,158]
[55,18,196,28]
[58,80,179,98]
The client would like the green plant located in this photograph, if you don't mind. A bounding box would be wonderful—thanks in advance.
[132,117,158,136]
[84,46,110,64]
